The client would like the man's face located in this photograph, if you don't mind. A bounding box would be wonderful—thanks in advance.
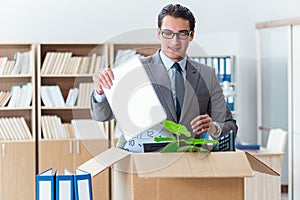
[158,15,194,62]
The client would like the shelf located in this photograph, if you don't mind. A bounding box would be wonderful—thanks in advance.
[41,106,90,110]
[41,74,94,78]
[0,107,33,111]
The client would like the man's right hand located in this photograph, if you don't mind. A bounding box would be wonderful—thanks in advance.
[93,68,114,95]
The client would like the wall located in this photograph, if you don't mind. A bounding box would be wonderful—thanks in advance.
[1,0,300,149]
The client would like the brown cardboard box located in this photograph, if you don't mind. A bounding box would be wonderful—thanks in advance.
[80,147,279,200]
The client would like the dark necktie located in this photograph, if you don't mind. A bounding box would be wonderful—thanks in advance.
[173,62,185,120]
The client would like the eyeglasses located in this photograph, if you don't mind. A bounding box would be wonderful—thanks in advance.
[160,29,192,40]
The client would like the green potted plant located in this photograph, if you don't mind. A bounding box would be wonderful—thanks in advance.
[154,120,219,152]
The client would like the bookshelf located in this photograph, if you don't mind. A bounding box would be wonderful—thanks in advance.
[0,43,36,200]
[37,43,110,200]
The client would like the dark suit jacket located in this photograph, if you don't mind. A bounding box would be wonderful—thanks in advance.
[90,51,237,139]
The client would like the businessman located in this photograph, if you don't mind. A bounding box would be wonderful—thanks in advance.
[90,4,237,142]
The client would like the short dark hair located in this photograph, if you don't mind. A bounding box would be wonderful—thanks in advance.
[157,4,196,31]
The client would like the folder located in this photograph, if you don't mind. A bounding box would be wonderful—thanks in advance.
[103,55,166,138]
[74,169,93,200]
[36,168,57,200]
[56,169,74,200]
[235,143,260,150]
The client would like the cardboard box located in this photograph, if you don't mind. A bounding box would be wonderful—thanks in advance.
[80,147,279,200]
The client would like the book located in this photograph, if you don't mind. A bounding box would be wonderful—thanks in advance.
[3,60,15,75]
[41,116,48,139]
[6,117,17,140]
[41,85,65,107]
[7,85,21,107]
[23,83,33,107]
[17,117,32,140]
[51,52,63,74]
[73,169,93,200]
[41,86,53,107]
[76,82,94,107]
[57,52,72,74]
[56,169,74,200]
[11,52,23,74]
[66,87,79,106]
[62,123,75,139]
[0,118,11,140]
[93,56,102,73]
[88,53,97,74]
[42,52,55,74]
[52,85,66,107]
[79,56,91,74]
[55,116,66,139]
[20,51,30,74]
[9,117,20,140]
[0,119,7,140]
[36,168,57,200]
[0,91,11,107]
[0,57,8,74]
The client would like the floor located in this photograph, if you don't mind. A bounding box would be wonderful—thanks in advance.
[281,193,288,200]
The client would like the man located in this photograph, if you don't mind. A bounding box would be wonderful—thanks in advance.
[91,4,237,143]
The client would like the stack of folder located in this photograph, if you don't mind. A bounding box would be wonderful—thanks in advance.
[36,168,93,200]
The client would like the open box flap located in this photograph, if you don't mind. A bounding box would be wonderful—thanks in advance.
[79,147,130,176]
[245,152,280,176]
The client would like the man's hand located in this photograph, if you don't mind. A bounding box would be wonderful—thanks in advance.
[190,114,217,136]
[93,68,114,95]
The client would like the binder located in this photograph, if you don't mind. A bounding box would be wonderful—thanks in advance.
[235,143,260,150]
[36,168,57,200]
[56,169,74,200]
[74,169,93,200]
[224,57,232,82]
[218,58,225,82]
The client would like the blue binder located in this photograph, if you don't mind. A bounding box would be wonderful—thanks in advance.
[56,169,74,200]
[36,168,57,200]
[74,169,93,200]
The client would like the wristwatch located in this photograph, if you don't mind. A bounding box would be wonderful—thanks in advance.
[212,122,222,138]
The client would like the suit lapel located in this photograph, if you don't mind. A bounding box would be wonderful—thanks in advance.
[180,59,201,123]
[143,52,177,121]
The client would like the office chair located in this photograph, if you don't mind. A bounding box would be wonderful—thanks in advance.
[266,128,288,153]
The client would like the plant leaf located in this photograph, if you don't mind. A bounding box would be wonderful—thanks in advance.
[163,120,191,137]
[160,142,179,152]
[163,120,181,135]
[154,137,176,142]
[178,125,191,137]
[183,138,219,145]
